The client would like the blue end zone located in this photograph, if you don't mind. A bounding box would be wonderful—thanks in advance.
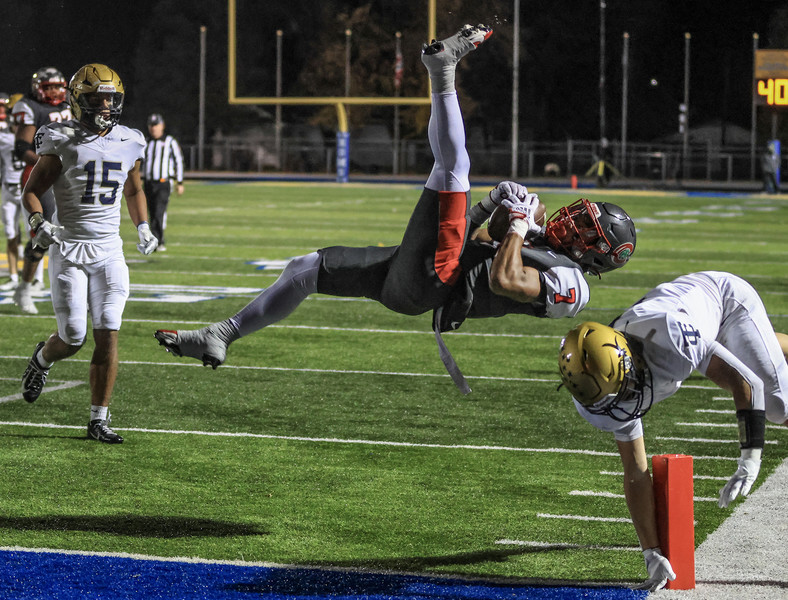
[0,549,647,600]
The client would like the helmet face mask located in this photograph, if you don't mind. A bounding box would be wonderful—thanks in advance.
[558,321,653,422]
[67,64,125,133]
[584,358,653,422]
[545,199,636,275]
[31,67,67,105]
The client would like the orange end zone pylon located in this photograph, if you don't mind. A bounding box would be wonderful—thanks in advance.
[652,454,696,589]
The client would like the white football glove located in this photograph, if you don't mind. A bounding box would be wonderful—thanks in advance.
[481,181,529,212]
[501,193,542,239]
[633,547,676,591]
[32,220,64,250]
[136,222,159,255]
[719,447,761,508]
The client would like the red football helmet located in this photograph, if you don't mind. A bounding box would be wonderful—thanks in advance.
[544,198,636,275]
[31,67,67,105]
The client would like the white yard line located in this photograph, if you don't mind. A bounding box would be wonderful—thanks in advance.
[656,436,778,444]
[0,420,743,462]
[494,540,640,552]
[0,380,85,404]
[599,470,728,481]
[0,313,565,339]
[0,421,623,456]
[537,513,633,523]
[676,421,786,431]
[569,490,717,502]
[0,355,561,384]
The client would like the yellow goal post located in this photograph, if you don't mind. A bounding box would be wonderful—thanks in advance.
[227,0,437,180]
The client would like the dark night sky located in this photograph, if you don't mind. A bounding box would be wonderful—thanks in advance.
[0,1,783,142]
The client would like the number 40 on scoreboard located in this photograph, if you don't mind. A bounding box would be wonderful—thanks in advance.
[755,50,788,107]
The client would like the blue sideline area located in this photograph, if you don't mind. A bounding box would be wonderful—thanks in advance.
[0,549,648,600]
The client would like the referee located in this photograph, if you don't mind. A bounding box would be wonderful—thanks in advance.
[142,113,184,252]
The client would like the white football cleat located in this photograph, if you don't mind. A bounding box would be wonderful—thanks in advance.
[421,23,492,62]
[0,279,19,291]
[154,325,229,369]
[13,283,38,314]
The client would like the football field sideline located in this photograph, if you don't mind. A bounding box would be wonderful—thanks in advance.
[1,457,785,599]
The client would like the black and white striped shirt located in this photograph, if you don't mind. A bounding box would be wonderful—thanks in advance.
[143,134,184,183]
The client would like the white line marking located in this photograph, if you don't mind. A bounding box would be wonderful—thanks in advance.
[676,422,786,431]
[0,356,559,384]
[538,513,632,523]
[570,490,718,502]
[681,384,723,390]
[656,435,778,444]
[0,421,742,460]
[0,545,510,584]
[570,490,625,499]
[599,470,728,481]
[0,421,622,456]
[695,409,735,414]
[0,380,85,404]
[494,540,640,552]
[143,318,566,340]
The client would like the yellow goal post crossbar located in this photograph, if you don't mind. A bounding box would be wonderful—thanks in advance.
[227,0,436,133]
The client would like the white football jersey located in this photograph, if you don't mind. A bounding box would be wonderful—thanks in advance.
[0,131,23,188]
[575,271,788,440]
[35,120,145,261]
[542,264,589,318]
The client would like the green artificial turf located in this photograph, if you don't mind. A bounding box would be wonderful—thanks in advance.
[0,181,785,586]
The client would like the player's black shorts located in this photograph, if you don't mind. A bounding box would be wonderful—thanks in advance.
[316,187,472,316]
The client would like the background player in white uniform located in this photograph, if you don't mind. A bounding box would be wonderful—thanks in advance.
[557,271,788,591]
[153,25,636,396]
[11,67,73,313]
[0,94,26,290]
[19,63,158,444]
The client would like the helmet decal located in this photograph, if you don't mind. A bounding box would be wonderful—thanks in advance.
[611,242,635,265]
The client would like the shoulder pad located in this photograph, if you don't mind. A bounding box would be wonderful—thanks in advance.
[520,244,582,271]
[34,122,75,154]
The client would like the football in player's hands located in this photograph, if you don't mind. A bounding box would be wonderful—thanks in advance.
[487,200,546,242]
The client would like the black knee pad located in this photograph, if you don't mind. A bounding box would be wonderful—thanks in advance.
[23,239,47,262]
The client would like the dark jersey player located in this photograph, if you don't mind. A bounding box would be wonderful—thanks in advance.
[11,67,73,314]
[154,24,637,392]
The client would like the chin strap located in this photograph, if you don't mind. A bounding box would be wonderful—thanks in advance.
[432,306,472,395]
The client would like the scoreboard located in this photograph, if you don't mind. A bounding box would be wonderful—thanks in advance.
[755,49,788,107]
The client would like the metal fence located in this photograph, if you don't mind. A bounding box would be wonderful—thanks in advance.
[183,137,768,183]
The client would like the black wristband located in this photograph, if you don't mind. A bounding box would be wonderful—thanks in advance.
[14,138,34,161]
[736,409,766,449]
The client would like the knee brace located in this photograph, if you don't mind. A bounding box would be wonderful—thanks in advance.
[23,239,47,262]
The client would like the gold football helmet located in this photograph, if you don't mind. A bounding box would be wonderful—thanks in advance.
[558,321,652,421]
[8,93,24,110]
[67,64,125,132]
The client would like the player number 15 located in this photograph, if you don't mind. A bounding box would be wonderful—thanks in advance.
[81,160,123,205]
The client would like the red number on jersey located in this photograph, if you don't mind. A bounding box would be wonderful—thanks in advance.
[554,288,577,304]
